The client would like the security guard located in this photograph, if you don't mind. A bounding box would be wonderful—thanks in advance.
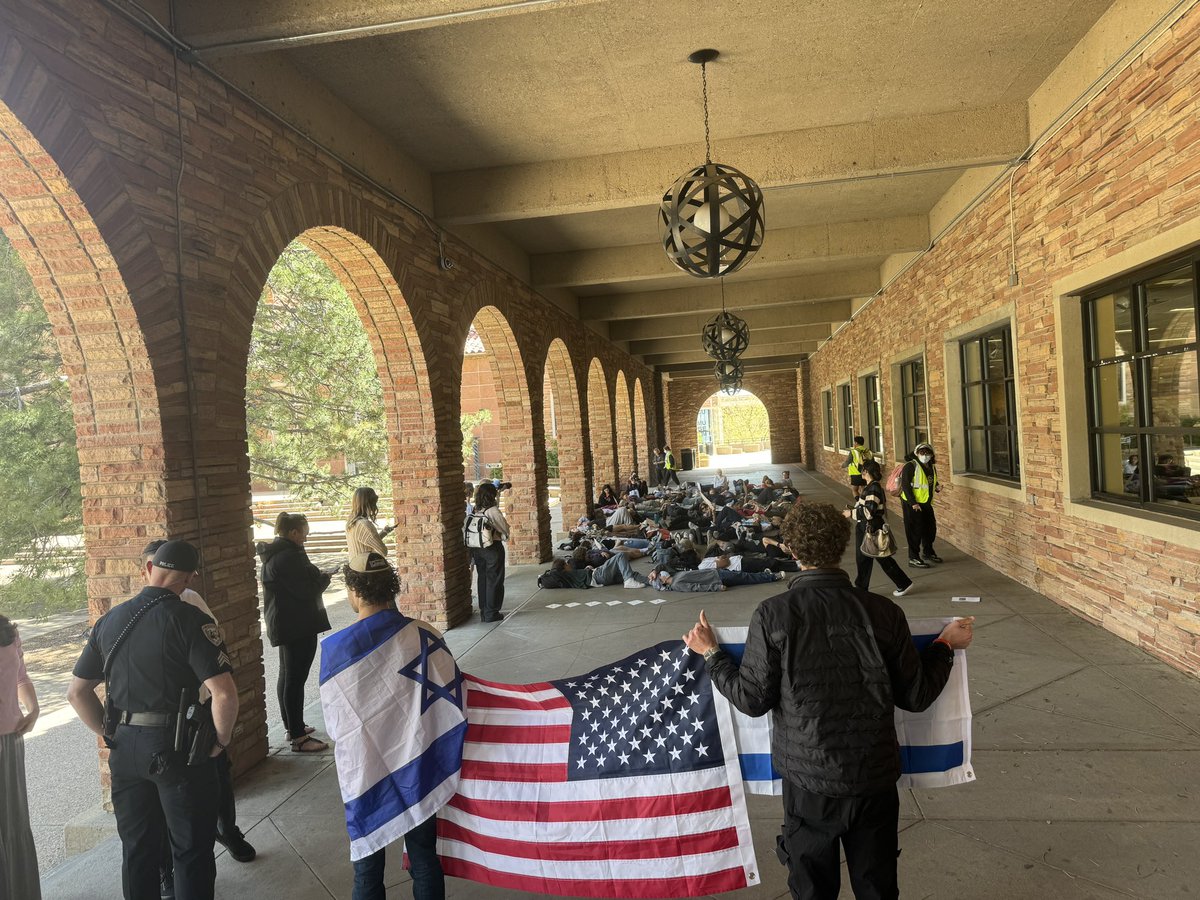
[847,435,873,499]
[67,540,238,900]
[899,441,943,568]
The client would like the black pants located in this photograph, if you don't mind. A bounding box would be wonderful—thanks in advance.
[161,750,238,879]
[663,469,681,485]
[278,634,318,739]
[854,524,912,592]
[110,724,218,900]
[471,542,506,619]
[779,780,899,900]
[901,501,936,559]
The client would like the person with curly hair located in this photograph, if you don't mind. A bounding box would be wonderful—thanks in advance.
[683,501,974,900]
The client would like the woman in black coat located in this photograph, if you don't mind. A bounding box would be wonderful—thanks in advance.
[258,512,332,752]
[845,460,913,597]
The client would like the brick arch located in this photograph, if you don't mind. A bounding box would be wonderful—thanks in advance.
[0,97,166,626]
[633,377,651,476]
[544,338,587,530]
[587,358,616,500]
[614,370,635,482]
[668,372,799,464]
[466,305,541,564]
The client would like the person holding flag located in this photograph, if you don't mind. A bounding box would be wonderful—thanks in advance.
[320,552,467,900]
[682,502,974,900]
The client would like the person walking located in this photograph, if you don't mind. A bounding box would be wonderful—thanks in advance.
[683,503,973,900]
[469,481,510,623]
[846,436,872,499]
[0,614,40,900]
[652,448,665,487]
[346,487,394,559]
[843,460,913,597]
[662,445,681,486]
[67,540,239,900]
[259,513,332,753]
[323,552,457,900]
[899,441,942,568]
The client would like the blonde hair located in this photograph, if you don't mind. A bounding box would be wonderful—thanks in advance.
[348,487,379,524]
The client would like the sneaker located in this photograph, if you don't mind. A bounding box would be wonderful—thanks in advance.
[215,827,257,863]
[623,578,647,589]
[908,558,930,569]
[774,571,786,581]
[924,553,943,564]
[893,585,913,597]
[160,870,175,900]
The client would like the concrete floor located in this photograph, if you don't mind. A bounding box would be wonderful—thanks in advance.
[41,467,1200,899]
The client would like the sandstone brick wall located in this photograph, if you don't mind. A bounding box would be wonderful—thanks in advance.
[667,371,802,466]
[806,8,1200,676]
[0,0,661,774]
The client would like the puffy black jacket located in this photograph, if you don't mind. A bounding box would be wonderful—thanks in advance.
[707,568,954,797]
[258,537,332,647]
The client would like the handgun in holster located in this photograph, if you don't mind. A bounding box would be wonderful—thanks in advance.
[184,697,217,766]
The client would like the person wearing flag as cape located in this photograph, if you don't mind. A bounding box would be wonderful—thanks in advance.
[683,502,974,900]
[319,552,467,900]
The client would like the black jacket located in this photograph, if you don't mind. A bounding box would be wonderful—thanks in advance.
[707,568,954,797]
[258,537,332,647]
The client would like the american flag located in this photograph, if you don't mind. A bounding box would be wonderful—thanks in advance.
[440,640,759,898]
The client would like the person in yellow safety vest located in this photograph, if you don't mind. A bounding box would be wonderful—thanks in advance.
[846,436,874,499]
[662,444,681,486]
[898,441,943,568]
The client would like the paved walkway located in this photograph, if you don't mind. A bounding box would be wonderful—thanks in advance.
[42,467,1200,898]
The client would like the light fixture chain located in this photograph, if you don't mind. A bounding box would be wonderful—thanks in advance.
[701,62,712,163]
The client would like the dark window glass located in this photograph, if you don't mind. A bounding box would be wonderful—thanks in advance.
[1084,255,1200,519]
[863,374,883,454]
[822,389,834,447]
[899,359,927,456]
[839,383,854,449]
[960,326,1020,479]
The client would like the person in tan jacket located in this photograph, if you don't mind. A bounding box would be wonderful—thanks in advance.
[345,487,394,559]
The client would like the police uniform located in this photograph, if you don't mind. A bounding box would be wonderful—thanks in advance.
[73,582,232,900]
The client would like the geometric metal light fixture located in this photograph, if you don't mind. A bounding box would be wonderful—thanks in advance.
[702,308,750,360]
[660,49,765,279]
[713,356,744,394]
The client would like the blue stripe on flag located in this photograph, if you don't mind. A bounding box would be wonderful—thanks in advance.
[739,753,777,782]
[319,609,412,685]
[719,642,745,663]
[344,718,468,841]
[899,741,964,773]
[911,632,940,652]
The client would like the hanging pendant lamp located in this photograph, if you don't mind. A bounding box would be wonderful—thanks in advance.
[701,280,750,360]
[714,357,745,394]
[660,49,765,279]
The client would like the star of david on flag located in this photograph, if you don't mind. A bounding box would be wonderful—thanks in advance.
[319,609,467,861]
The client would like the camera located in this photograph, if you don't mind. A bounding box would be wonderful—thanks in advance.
[496,481,513,491]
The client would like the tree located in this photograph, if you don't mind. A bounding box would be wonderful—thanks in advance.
[719,398,770,445]
[0,233,86,616]
[246,242,389,505]
[461,409,492,466]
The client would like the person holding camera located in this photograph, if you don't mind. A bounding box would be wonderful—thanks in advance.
[467,481,510,623]
[346,487,395,559]
[67,540,239,900]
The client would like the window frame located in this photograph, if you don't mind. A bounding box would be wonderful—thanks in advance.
[860,372,884,456]
[959,324,1020,481]
[837,381,854,450]
[1081,251,1200,522]
[898,357,928,457]
[821,388,835,449]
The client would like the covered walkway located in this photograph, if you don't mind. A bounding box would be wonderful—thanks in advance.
[45,468,1200,899]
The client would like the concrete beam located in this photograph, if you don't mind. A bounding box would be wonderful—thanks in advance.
[582,271,879,322]
[532,216,929,288]
[433,103,1028,224]
[645,341,820,367]
[660,355,806,376]
[609,301,853,342]
[181,1,608,55]
[629,324,830,357]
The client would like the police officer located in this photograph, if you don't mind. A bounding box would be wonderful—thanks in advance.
[67,540,238,900]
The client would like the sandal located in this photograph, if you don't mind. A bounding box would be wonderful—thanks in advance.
[291,734,328,753]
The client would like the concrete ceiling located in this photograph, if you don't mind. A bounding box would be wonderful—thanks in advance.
[177,0,1120,375]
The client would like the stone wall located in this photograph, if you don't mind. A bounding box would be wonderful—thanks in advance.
[806,7,1200,676]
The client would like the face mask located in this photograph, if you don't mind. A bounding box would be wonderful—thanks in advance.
[918,454,932,464]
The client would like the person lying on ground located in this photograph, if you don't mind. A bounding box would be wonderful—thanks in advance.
[653,538,702,573]
[647,566,784,592]
[538,555,647,589]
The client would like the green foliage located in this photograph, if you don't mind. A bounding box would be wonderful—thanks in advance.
[0,234,86,617]
[246,242,388,505]
[720,399,770,444]
[461,409,492,465]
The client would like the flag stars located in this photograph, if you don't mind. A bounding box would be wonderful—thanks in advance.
[696,743,710,757]
[680,731,694,745]
[683,669,697,682]
[666,721,679,735]
[671,683,685,696]
[643,749,656,764]
[686,692,700,706]
[618,751,630,765]
[654,734,667,748]
[669,746,683,761]
[650,663,663,676]
[576,758,587,769]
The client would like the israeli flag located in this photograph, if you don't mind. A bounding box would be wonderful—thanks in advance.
[717,618,974,795]
[319,609,468,860]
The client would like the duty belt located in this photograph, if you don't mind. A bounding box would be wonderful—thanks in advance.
[120,711,175,727]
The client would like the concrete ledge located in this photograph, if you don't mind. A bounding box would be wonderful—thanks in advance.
[63,804,118,858]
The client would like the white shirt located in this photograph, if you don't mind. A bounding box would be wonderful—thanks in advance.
[180,588,216,701]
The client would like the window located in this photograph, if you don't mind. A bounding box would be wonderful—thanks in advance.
[821,389,834,447]
[1084,255,1200,518]
[838,383,854,449]
[862,374,883,455]
[960,325,1019,479]
[899,359,928,456]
